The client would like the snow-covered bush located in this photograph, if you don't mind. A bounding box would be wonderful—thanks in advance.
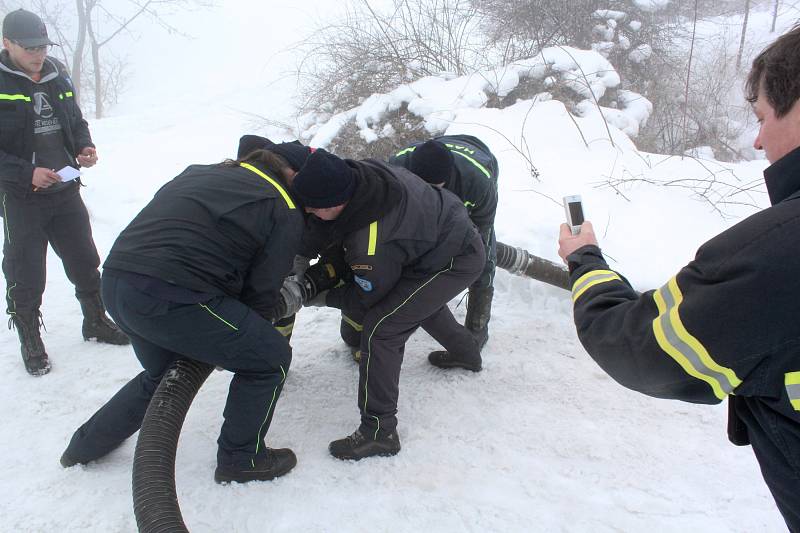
[298,47,652,159]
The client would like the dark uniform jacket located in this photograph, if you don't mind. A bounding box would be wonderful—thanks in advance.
[104,162,303,321]
[567,146,800,530]
[325,159,476,313]
[0,52,93,196]
[389,134,498,237]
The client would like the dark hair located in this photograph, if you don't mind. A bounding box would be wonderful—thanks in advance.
[746,24,800,117]
[223,149,294,182]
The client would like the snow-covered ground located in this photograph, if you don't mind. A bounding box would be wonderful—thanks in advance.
[0,2,794,532]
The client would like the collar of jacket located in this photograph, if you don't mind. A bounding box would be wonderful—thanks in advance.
[331,159,404,238]
[764,145,800,205]
[0,49,59,84]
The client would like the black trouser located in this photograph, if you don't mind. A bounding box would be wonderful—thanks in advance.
[355,232,484,436]
[2,184,100,316]
[63,272,292,467]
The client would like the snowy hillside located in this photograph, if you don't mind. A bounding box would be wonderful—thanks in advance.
[0,2,795,532]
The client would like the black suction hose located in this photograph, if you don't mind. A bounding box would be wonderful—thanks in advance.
[496,241,570,290]
[132,358,214,533]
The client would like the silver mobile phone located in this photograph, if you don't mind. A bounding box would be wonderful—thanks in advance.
[563,195,584,235]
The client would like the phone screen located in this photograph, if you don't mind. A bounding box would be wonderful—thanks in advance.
[567,201,584,226]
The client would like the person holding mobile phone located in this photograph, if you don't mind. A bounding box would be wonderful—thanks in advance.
[556,27,800,530]
[0,9,128,376]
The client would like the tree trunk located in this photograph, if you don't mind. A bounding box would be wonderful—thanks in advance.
[771,0,780,33]
[91,40,102,118]
[736,0,751,71]
[84,4,103,119]
[72,0,88,102]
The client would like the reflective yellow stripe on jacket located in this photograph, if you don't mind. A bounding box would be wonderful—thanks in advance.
[572,269,621,302]
[786,372,800,411]
[239,163,296,209]
[367,221,378,256]
[0,93,31,102]
[652,276,742,400]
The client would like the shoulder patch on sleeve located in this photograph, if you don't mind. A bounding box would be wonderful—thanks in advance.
[354,275,373,292]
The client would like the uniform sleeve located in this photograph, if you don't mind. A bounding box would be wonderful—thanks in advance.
[0,94,35,193]
[468,181,497,237]
[239,203,302,320]
[568,245,752,405]
[0,149,35,194]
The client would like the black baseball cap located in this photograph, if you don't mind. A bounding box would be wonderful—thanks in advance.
[3,9,57,48]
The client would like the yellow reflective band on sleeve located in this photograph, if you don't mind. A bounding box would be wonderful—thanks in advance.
[367,221,378,256]
[239,163,296,209]
[341,314,363,332]
[275,323,294,337]
[0,93,31,102]
[450,150,491,179]
[785,372,800,411]
[572,269,622,302]
[57,92,73,100]
[652,276,742,401]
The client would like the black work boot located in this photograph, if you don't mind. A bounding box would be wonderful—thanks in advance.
[428,350,482,372]
[214,448,297,484]
[465,286,494,350]
[329,428,401,460]
[78,293,130,345]
[9,312,50,376]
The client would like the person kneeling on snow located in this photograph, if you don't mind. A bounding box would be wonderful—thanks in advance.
[557,26,800,530]
[388,135,499,369]
[60,148,304,484]
[291,149,485,460]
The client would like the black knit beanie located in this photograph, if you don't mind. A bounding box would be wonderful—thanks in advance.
[236,135,312,171]
[291,149,356,208]
[409,140,455,185]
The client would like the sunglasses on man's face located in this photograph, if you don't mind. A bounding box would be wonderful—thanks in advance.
[12,41,51,54]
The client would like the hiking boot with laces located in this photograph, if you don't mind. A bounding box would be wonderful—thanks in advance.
[329,428,401,460]
[214,447,297,484]
[9,312,50,376]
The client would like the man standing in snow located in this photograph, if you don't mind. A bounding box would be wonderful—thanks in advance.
[557,26,800,530]
[389,135,499,370]
[291,149,485,460]
[0,9,128,376]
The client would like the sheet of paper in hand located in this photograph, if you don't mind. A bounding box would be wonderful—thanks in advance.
[56,166,82,182]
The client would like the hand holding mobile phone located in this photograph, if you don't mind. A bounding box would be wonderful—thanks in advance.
[563,195,584,235]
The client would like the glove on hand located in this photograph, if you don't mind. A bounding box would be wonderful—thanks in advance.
[290,255,312,282]
[303,289,329,308]
[279,277,304,318]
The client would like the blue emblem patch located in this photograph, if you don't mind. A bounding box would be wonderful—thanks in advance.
[354,275,373,292]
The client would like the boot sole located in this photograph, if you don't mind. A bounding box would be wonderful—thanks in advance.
[429,356,482,372]
[431,362,482,372]
[329,444,401,461]
[83,335,130,345]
